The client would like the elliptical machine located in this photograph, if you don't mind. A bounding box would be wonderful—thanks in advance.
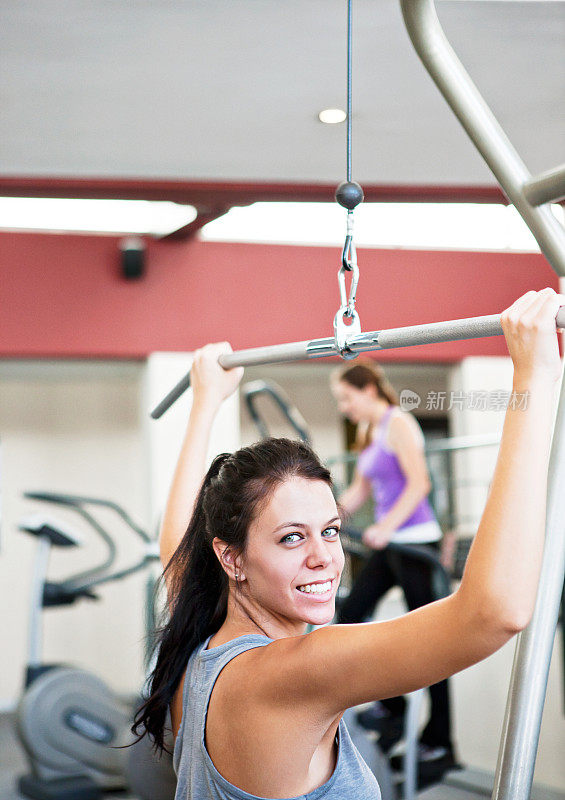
[15,491,175,800]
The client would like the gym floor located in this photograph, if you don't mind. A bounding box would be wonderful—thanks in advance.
[0,714,133,800]
[3,714,564,800]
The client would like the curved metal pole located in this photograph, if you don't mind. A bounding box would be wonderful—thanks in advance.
[24,495,117,585]
[24,491,154,590]
[25,491,151,542]
[242,379,312,445]
[399,0,565,276]
[524,165,565,208]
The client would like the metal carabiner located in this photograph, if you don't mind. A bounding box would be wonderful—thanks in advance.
[337,241,359,316]
[341,234,353,273]
[334,210,361,358]
[333,305,361,359]
[338,210,359,314]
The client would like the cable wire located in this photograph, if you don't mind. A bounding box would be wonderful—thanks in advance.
[347,0,352,182]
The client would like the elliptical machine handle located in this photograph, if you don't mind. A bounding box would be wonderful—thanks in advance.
[42,582,100,607]
[24,492,151,543]
[242,379,312,445]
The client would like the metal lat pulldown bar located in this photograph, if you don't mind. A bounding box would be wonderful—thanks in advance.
[150,309,565,419]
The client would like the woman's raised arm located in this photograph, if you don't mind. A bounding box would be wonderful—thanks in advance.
[252,289,564,718]
[159,343,243,572]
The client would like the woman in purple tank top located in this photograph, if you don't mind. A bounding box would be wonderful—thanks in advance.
[331,360,455,788]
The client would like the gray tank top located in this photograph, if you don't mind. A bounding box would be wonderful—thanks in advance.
[173,634,381,799]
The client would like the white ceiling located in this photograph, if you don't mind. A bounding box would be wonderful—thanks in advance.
[1,0,564,190]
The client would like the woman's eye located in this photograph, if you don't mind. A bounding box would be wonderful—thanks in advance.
[323,527,341,538]
[280,532,303,544]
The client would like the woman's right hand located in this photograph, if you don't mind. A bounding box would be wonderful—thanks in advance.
[500,288,564,385]
[191,342,244,410]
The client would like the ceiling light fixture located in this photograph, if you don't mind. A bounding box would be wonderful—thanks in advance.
[0,197,197,236]
[200,201,565,252]
[318,108,347,124]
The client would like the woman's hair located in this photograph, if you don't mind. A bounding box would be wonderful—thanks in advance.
[133,437,332,754]
[334,359,399,451]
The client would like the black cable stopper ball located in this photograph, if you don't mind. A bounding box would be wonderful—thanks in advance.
[335,180,364,210]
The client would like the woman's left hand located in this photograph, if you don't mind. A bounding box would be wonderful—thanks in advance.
[362,523,394,550]
[500,288,565,385]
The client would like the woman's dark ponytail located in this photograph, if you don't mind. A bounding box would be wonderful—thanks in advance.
[132,453,231,753]
[133,439,332,754]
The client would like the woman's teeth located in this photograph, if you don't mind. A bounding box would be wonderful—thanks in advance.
[297,581,332,594]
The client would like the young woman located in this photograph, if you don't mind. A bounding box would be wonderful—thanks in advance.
[330,360,455,777]
[135,288,563,800]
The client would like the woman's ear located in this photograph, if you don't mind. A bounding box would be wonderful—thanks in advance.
[212,538,245,583]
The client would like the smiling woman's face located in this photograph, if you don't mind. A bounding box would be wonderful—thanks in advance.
[241,476,345,630]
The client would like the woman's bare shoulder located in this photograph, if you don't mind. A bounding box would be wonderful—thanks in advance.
[388,408,425,447]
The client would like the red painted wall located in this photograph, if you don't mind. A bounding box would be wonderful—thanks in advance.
[0,232,557,361]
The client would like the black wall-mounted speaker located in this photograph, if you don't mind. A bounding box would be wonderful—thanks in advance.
[120,238,145,280]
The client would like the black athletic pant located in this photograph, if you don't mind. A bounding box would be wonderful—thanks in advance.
[337,543,453,750]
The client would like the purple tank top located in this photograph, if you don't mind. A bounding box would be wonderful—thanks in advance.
[357,407,434,529]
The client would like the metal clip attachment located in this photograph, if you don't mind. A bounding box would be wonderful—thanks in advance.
[338,212,359,316]
[334,211,361,358]
[333,306,361,359]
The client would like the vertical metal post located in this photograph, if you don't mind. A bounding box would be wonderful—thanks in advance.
[561,583,565,717]
[399,0,565,276]
[28,537,50,667]
[491,374,565,799]
[403,690,425,800]
[398,1,565,793]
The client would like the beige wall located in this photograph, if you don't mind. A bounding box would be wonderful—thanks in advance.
[0,361,148,706]
[144,352,241,529]
[448,357,512,536]
[0,356,240,708]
